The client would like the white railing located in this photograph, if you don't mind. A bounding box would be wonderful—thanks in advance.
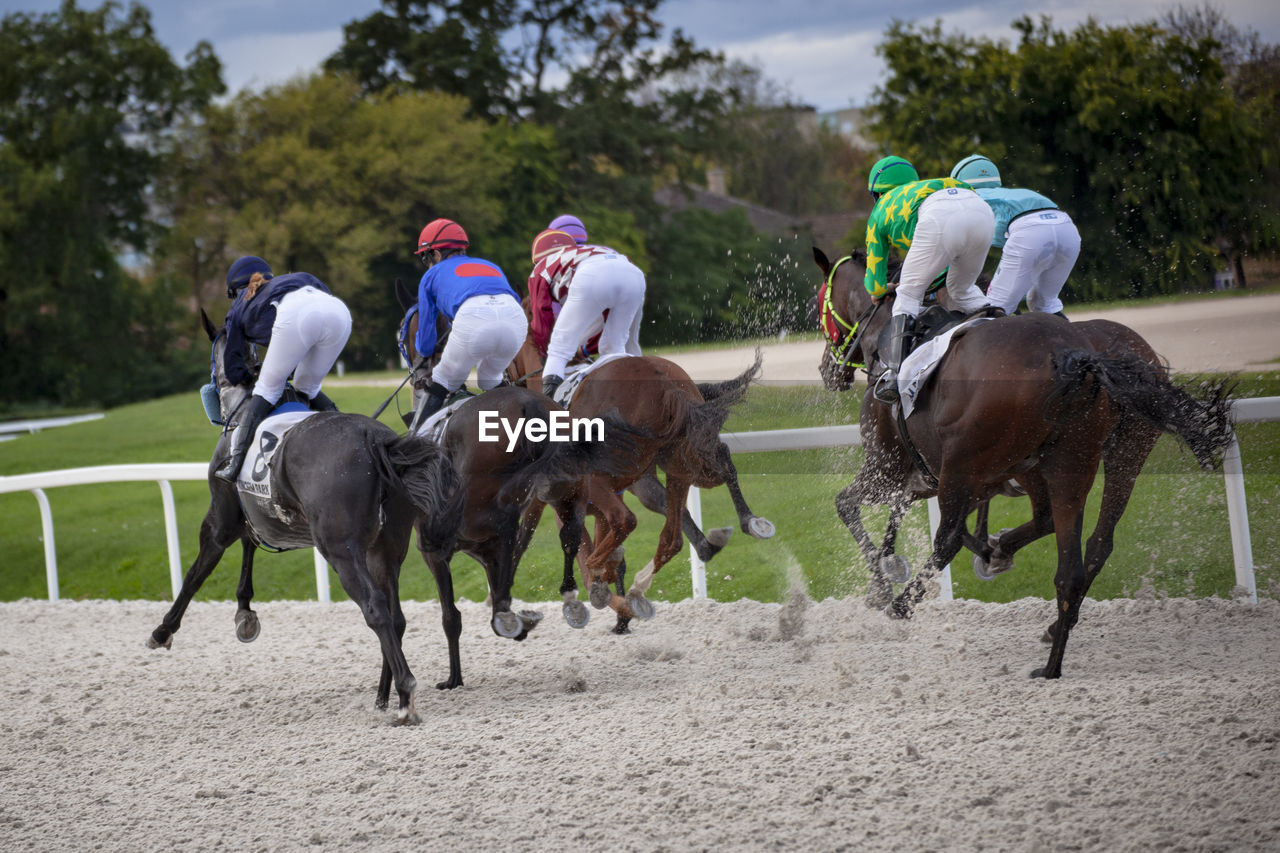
[2,397,1276,604]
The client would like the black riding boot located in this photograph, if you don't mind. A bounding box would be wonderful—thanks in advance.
[541,374,564,400]
[419,382,450,420]
[307,390,338,412]
[873,314,917,405]
[213,395,276,483]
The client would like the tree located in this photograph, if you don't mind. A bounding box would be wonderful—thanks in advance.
[155,75,512,370]
[0,0,222,408]
[867,15,1279,300]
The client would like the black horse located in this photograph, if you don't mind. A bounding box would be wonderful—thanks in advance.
[147,310,464,723]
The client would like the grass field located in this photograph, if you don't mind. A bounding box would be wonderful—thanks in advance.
[1,374,1277,605]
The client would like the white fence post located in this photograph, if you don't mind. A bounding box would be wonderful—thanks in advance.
[687,486,707,599]
[158,480,184,599]
[314,550,331,603]
[1221,433,1257,603]
[33,488,58,601]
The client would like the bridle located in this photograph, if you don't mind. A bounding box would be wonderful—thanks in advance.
[821,256,881,373]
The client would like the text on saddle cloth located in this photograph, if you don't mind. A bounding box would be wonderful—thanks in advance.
[236,404,316,499]
[553,352,632,407]
[897,317,996,419]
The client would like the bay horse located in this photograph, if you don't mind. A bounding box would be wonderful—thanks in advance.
[813,248,1233,678]
[505,320,770,632]
[395,289,648,655]
[147,310,464,723]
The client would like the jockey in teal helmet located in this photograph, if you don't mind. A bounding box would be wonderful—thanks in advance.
[950,154,1079,318]
[862,155,994,404]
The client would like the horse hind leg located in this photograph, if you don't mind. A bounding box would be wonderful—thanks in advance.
[623,478,693,623]
[629,469,732,563]
[715,443,775,540]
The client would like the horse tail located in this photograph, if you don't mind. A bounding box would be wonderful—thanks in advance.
[497,411,650,507]
[677,356,760,477]
[1050,349,1235,469]
[696,348,763,403]
[377,433,465,552]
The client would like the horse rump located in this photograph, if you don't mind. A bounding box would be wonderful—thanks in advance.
[497,411,650,506]
[376,433,465,552]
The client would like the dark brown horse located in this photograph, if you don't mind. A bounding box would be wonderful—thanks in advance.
[506,321,769,631]
[395,289,646,658]
[813,248,1234,678]
[148,311,465,723]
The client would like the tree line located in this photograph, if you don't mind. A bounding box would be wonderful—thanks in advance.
[2,1,1276,409]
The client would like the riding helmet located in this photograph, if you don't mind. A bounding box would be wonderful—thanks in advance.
[225,255,273,299]
[415,219,469,255]
[951,155,1001,188]
[548,214,587,244]
[867,155,919,194]
[531,229,577,263]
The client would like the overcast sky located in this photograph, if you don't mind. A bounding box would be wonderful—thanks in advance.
[4,0,1280,111]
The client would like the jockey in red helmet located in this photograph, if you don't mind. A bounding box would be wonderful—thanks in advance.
[411,218,526,422]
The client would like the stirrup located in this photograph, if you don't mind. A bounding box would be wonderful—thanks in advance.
[873,371,900,404]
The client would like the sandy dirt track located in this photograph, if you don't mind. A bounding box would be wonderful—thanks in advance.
[2,596,1278,851]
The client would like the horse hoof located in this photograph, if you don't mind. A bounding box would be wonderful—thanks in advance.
[393,710,422,726]
[589,581,612,610]
[435,676,463,690]
[562,599,590,629]
[234,609,261,643]
[706,527,733,548]
[880,553,911,584]
[608,546,626,564]
[973,553,997,581]
[612,619,632,635]
[519,609,544,627]
[1028,666,1060,680]
[493,610,523,639]
[146,633,172,650]
[626,590,655,621]
[746,517,776,539]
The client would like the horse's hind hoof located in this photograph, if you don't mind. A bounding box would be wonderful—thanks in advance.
[589,581,612,610]
[392,710,422,726]
[884,599,914,621]
[234,609,261,643]
[493,610,523,638]
[973,553,996,581]
[518,609,544,627]
[746,517,776,539]
[563,599,590,629]
[880,553,911,584]
[706,527,733,548]
[146,633,172,650]
[626,591,655,621]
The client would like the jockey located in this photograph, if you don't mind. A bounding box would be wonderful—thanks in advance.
[864,155,994,404]
[214,256,352,483]
[413,218,526,421]
[548,214,588,245]
[950,154,1080,318]
[528,228,645,399]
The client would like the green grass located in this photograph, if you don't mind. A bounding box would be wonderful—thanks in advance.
[2,376,1277,604]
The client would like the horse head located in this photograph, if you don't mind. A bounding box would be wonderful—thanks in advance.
[813,247,888,392]
[394,278,450,400]
[504,295,546,390]
[202,308,254,426]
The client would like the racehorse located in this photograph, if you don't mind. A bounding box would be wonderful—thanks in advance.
[503,298,743,567]
[395,291,648,658]
[505,319,771,632]
[147,310,464,723]
[813,248,1233,677]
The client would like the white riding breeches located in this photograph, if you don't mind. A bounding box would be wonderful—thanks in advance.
[893,188,994,318]
[544,254,645,378]
[430,293,527,391]
[254,287,352,403]
[986,210,1081,315]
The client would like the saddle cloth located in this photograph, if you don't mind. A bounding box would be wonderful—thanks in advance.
[412,395,471,443]
[236,404,315,499]
[554,352,632,407]
[898,317,995,419]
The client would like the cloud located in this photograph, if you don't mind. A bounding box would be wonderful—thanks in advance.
[720,29,884,110]
[216,28,345,96]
